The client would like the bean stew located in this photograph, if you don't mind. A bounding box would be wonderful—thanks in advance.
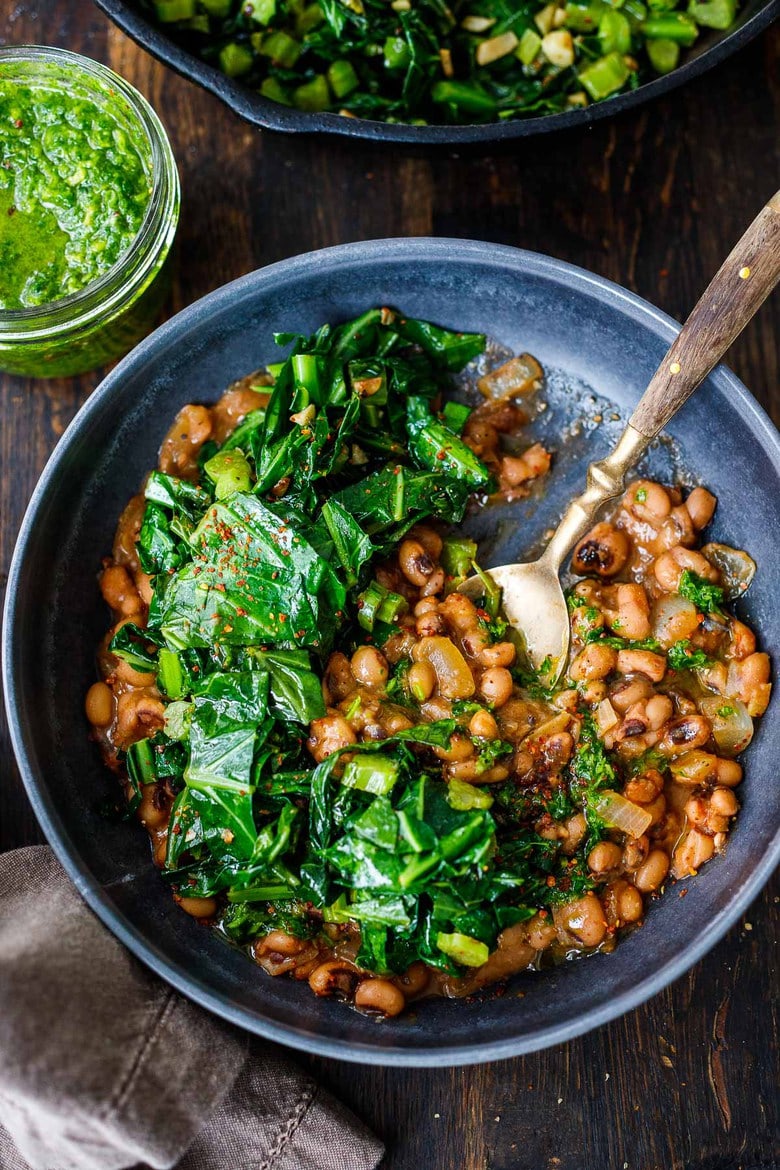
[87,308,771,1018]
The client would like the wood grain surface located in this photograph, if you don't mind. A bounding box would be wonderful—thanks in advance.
[1,6,778,1169]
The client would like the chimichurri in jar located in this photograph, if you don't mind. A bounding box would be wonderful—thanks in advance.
[0,47,179,380]
[0,85,151,310]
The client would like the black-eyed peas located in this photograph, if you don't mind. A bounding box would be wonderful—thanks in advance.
[354,978,406,1017]
[572,522,630,578]
[350,646,389,689]
[479,666,514,708]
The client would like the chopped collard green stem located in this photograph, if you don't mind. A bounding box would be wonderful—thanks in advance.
[143,0,740,127]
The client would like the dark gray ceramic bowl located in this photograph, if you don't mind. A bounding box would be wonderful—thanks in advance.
[95,0,778,144]
[4,239,779,1066]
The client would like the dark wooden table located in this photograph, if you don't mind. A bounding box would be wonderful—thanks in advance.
[1,6,778,1168]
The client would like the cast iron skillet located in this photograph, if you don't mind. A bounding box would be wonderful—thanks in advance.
[95,0,778,145]
[4,239,780,1066]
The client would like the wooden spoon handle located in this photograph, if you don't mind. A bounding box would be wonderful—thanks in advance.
[630,191,780,439]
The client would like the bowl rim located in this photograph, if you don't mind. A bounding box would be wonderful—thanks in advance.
[4,237,780,1066]
[94,0,779,145]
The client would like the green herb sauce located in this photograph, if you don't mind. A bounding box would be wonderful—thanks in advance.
[0,83,151,310]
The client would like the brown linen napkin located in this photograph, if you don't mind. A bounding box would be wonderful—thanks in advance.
[0,846,384,1170]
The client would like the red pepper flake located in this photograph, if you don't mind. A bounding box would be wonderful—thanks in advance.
[172,825,182,835]
[13,119,23,129]
[7,205,16,217]
[545,875,557,887]
[279,613,288,623]
[235,607,247,617]
[436,450,446,460]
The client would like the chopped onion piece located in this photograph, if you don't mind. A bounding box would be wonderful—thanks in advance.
[699,695,753,756]
[593,790,653,838]
[477,353,543,401]
[595,698,619,735]
[701,543,756,600]
[652,594,700,648]
[412,636,475,700]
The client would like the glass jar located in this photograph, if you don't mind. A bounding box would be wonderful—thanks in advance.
[0,46,180,379]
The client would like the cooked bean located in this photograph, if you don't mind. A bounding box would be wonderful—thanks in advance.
[394,961,430,997]
[660,715,711,755]
[410,526,444,559]
[610,677,653,712]
[469,709,499,740]
[625,479,671,522]
[258,930,306,957]
[621,834,650,870]
[439,593,479,633]
[617,649,666,683]
[307,714,357,762]
[480,641,517,668]
[324,652,356,703]
[433,733,475,762]
[624,771,664,804]
[115,691,165,749]
[579,680,608,704]
[645,694,674,731]
[414,597,439,617]
[587,841,622,874]
[561,811,587,855]
[114,658,157,688]
[715,757,743,787]
[572,522,630,577]
[569,643,617,682]
[398,539,435,586]
[730,652,771,716]
[479,666,514,708]
[672,829,715,877]
[610,584,651,641]
[461,627,490,658]
[383,710,414,734]
[416,610,445,637]
[309,960,359,998]
[685,487,717,530]
[553,893,607,948]
[526,914,557,951]
[159,403,213,480]
[178,896,217,919]
[351,646,389,689]
[654,545,718,592]
[100,565,142,617]
[85,681,113,727]
[710,787,739,817]
[137,784,168,831]
[420,567,446,597]
[727,619,756,661]
[633,850,670,892]
[616,882,644,923]
[354,978,406,1017]
[408,661,436,702]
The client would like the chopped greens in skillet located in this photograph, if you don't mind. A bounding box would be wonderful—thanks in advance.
[143,0,740,126]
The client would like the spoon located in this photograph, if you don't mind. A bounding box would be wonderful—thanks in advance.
[459,191,780,681]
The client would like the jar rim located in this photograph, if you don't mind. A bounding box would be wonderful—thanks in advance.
[0,45,180,341]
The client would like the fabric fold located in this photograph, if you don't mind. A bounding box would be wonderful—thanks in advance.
[0,846,383,1170]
